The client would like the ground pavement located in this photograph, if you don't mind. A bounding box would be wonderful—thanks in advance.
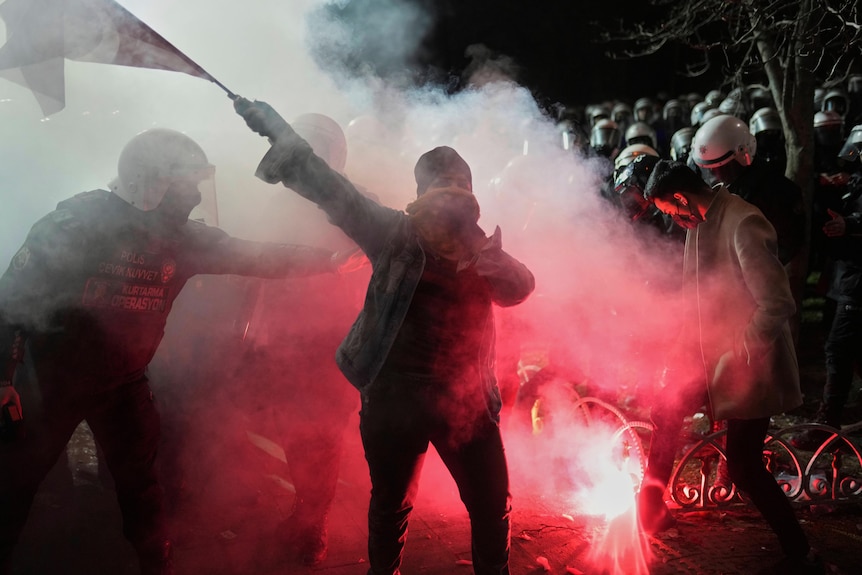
[7,306,862,574]
[6,416,862,575]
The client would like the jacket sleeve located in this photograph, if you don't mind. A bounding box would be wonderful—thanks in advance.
[470,226,535,307]
[0,213,78,380]
[189,224,338,278]
[252,129,403,260]
[734,213,795,357]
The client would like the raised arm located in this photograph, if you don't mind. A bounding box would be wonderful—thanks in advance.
[233,98,401,259]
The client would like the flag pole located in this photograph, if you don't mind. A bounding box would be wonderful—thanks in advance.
[206,75,236,100]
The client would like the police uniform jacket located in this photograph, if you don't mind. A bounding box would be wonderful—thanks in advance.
[0,190,335,393]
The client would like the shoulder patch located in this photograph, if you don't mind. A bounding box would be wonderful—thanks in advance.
[11,246,31,271]
[49,208,82,230]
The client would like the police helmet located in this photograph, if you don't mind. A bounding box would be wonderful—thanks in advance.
[691,115,756,169]
[613,154,661,221]
[749,107,782,136]
[838,125,862,163]
[669,127,696,162]
[822,89,849,118]
[590,119,621,158]
[292,113,348,173]
[625,121,657,149]
[690,101,716,127]
[110,129,213,211]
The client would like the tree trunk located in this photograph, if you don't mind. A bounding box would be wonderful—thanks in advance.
[746,0,817,340]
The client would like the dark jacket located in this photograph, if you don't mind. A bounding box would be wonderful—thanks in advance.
[0,190,334,392]
[727,162,806,265]
[253,130,535,416]
[826,174,862,304]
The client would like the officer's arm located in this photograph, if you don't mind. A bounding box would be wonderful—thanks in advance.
[190,225,342,278]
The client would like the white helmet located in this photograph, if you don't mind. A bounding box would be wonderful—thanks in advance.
[633,97,655,124]
[587,104,611,127]
[813,110,843,129]
[292,113,348,173]
[839,124,862,163]
[691,114,757,169]
[614,143,659,172]
[822,89,849,118]
[590,118,621,158]
[704,89,725,107]
[690,101,716,127]
[699,108,726,125]
[749,107,782,136]
[110,129,213,211]
[624,121,657,149]
[814,110,845,148]
[611,102,633,126]
[670,126,696,162]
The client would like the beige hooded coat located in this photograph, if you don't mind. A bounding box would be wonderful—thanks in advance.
[681,186,802,420]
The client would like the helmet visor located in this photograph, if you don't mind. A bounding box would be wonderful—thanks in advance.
[838,139,862,163]
[187,168,218,225]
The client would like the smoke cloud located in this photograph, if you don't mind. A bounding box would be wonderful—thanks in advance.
[0,1,697,572]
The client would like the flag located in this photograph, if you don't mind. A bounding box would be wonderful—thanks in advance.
[0,0,223,116]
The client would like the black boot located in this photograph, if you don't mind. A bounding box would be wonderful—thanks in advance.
[277,511,328,567]
[637,482,676,535]
[137,539,174,575]
[298,522,328,567]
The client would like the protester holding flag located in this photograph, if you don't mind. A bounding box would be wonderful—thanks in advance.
[234,98,535,575]
[0,128,359,575]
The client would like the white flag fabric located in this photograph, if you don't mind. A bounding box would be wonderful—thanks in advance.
[0,0,215,115]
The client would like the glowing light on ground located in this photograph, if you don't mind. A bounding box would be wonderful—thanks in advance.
[563,424,641,520]
[557,422,653,574]
[586,505,652,575]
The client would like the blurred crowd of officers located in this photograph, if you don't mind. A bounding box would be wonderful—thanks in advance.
[559,74,862,440]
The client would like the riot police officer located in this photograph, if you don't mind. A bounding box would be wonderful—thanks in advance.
[0,129,346,575]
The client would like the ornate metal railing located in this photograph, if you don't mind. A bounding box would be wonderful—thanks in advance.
[667,423,862,508]
[556,391,862,508]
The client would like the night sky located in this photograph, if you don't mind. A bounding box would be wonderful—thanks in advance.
[313,0,725,111]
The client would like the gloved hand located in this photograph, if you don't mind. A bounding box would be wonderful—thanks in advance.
[0,385,22,425]
[823,209,847,238]
[233,96,291,141]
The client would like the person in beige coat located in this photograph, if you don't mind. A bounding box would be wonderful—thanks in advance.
[636,161,821,573]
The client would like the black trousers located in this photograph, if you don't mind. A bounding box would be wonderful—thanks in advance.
[0,376,165,571]
[823,302,862,424]
[359,380,511,575]
[645,381,809,557]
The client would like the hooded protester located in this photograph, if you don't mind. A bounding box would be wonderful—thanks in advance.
[636,161,821,574]
[233,97,535,575]
[0,128,352,575]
